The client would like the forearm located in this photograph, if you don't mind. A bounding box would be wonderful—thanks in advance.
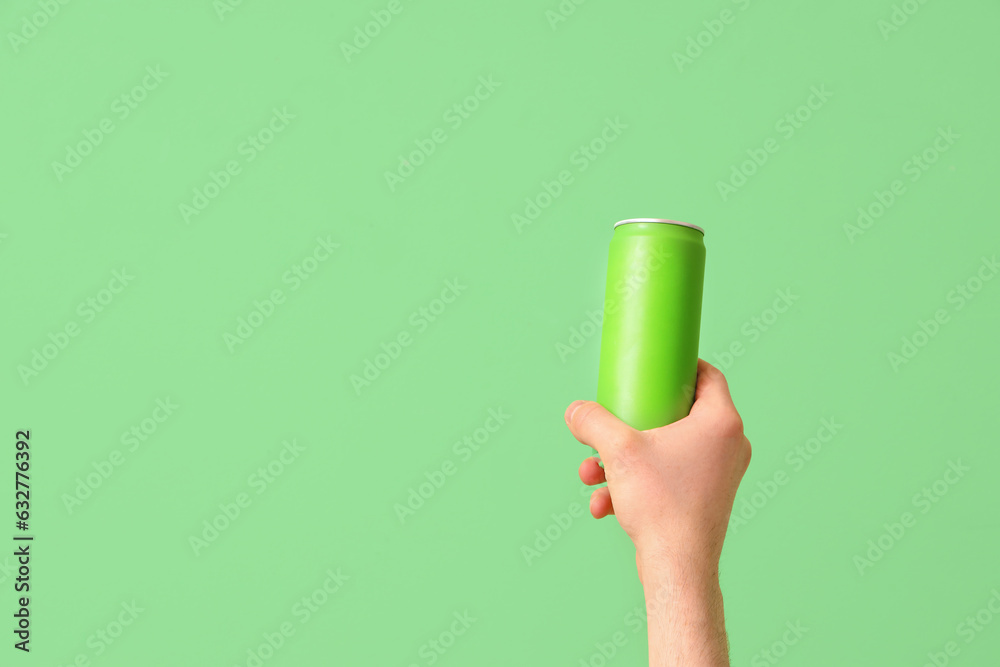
[641,556,729,667]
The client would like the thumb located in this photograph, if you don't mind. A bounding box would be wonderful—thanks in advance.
[565,400,635,463]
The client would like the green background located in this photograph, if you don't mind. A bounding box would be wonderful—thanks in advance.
[3,0,999,664]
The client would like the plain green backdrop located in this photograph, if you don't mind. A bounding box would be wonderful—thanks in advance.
[2,0,999,665]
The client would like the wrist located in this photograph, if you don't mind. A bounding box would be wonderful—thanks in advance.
[635,534,721,587]
[639,558,721,611]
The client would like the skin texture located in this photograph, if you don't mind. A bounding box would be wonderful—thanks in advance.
[565,359,752,667]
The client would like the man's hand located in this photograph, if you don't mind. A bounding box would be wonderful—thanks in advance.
[565,359,752,666]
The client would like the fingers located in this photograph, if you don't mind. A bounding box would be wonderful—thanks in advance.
[689,358,737,416]
[578,457,606,485]
[565,400,635,462]
[589,487,615,518]
[565,403,623,521]
[579,457,613,518]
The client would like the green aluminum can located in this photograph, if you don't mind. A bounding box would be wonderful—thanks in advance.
[596,219,706,431]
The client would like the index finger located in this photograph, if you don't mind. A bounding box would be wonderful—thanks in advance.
[688,358,737,417]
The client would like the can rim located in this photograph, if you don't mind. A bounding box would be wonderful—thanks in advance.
[613,218,704,235]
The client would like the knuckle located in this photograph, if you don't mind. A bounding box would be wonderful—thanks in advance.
[704,360,729,385]
[719,409,744,438]
[740,438,752,470]
[572,401,601,429]
[614,429,642,451]
[609,431,642,463]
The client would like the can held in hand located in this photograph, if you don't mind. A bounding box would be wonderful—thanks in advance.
[596,218,706,431]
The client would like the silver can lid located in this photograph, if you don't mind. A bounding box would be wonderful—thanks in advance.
[613,218,704,235]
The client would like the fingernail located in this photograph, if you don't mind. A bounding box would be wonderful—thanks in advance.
[566,400,585,423]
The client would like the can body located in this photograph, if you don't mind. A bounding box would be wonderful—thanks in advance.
[596,219,706,431]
